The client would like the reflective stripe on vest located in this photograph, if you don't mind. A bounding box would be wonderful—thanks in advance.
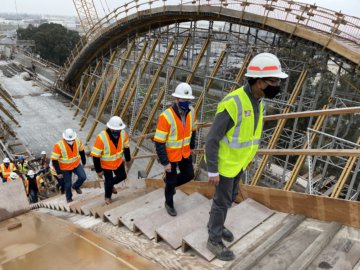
[217,86,263,178]
[57,138,81,165]
[0,163,15,178]
[98,130,125,162]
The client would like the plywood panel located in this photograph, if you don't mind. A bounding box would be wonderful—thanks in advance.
[104,189,164,226]
[134,192,209,239]
[155,200,212,249]
[182,199,274,261]
[0,179,29,221]
[120,190,187,231]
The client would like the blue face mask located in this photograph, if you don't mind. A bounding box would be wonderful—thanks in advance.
[178,101,190,111]
[111,130,121,138]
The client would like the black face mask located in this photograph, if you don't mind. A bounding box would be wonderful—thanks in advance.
[263,85,281,99]
[111,130,121,139]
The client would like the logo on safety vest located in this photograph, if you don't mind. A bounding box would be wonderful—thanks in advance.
[245,110,251,117]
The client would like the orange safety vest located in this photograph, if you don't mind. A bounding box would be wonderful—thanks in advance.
[90,130,130,170]
[0,163,16,179]
[154,106,197,162]
[24,176,44,195]
[51,138,84,171]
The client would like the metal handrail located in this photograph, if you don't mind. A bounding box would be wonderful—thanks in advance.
[64,0,360,70]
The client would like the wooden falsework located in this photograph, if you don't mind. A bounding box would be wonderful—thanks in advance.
[284,104,329,191]
[230,52,252,92]
[145,179,360,228]
[120,38,159,119]
[0,86,21,114]
[111,42,149,117]
[145,38,210,175]
[73,60,102,117]
[251,69,309,186]
[126,37,190,169]
[79,50,118,128]
[0,103,20,126]
[85,43,137,142]
[70,66,89,108]
[331,136,360,198]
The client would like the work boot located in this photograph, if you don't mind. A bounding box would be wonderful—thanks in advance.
[74,188,82,194]
[165,202,177,216]
[112,187,118,194]
[207,238,235,261]
[222,227,234,242]
[66,198,73,203]
[105,198,112,205]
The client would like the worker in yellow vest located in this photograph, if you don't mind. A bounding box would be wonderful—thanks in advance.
[154,83,197,216]
[16,155,29,177]
[205,53,288,261]
[0,158,16,183]
[51,128,87,203]
[24,170,45,203]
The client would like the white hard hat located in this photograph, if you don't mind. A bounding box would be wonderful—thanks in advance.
[41,150,46,155]
[172,83,195,100]
[10,172,18,179]
[245,53,288,79]
[3,158,10,163]
[62,128,77,141]
[106,116,126,130]
[28,170,35,177]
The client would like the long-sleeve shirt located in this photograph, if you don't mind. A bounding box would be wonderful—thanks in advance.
[205,83,260,175]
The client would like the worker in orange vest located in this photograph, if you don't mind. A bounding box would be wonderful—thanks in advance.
[91,116,131,205]
[154,83,197,216]
[0,158,16,183]
[51,128,87,203]
[24,170,45,203]
[7,172,20,182]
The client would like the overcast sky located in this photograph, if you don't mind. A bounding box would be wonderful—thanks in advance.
[1,0,359,17]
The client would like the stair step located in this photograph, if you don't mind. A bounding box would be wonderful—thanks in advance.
[120,190,187,232]
[155,199,212,249]
[134,192,208,239]
[182,198,274,261]
[104,189,164,226]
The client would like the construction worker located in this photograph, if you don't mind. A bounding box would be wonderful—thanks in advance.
[91,116,131,205]
[16,155,29,177]
[7,172,20,182]
[205,53,288,261]
[154,82,197,216]
[24,170,45,203]
[0,158,16,183]
[51,128,87,203]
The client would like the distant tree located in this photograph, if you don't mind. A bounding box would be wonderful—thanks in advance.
[17,23,80,66]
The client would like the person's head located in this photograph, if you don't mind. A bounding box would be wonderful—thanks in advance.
[28,170,35,179]
[18,155,25,162]
[62,128,77,145]
[106,116,126,139]
[10,172,18,180]
[172,83,195,111]
[41,150,46,158]
[245,53,288,100]
[3,157,10,164]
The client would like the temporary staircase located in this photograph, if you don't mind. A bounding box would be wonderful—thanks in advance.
[31,186,360,270]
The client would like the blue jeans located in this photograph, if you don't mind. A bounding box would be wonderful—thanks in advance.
[29,189,38,203]
[62,164,87,201]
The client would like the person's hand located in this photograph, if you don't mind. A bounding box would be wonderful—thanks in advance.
[57,174,63,179]
[164,163,171,173]
[97,171,104,179]
[208,175,220,186]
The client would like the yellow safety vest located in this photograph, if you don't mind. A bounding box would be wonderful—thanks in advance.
[217,86,263,177]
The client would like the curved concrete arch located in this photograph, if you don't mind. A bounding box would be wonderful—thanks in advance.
[64,5,360,84]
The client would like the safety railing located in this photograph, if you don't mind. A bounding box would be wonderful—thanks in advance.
[63,0,360,71]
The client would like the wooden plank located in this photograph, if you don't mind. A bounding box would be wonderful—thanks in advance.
[120,190,188,231]
[240,184,360,228]
[0,179,29,221]
[57,189,102,212]
[134,192,208,239]
[103,189,164,226]
[90,189,147,220]
[288,222,342,270]
[309,225,360,270]
[182,198,274,261]
[231,215,306,270]
[155,200,212,249]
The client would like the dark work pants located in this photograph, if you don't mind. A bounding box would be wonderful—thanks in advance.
[208,171,242,242]
[62,164,87,201]
[103,162,127,199]
[29,189,38,203]
[165,156,194,208]
[55,175,65,192]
